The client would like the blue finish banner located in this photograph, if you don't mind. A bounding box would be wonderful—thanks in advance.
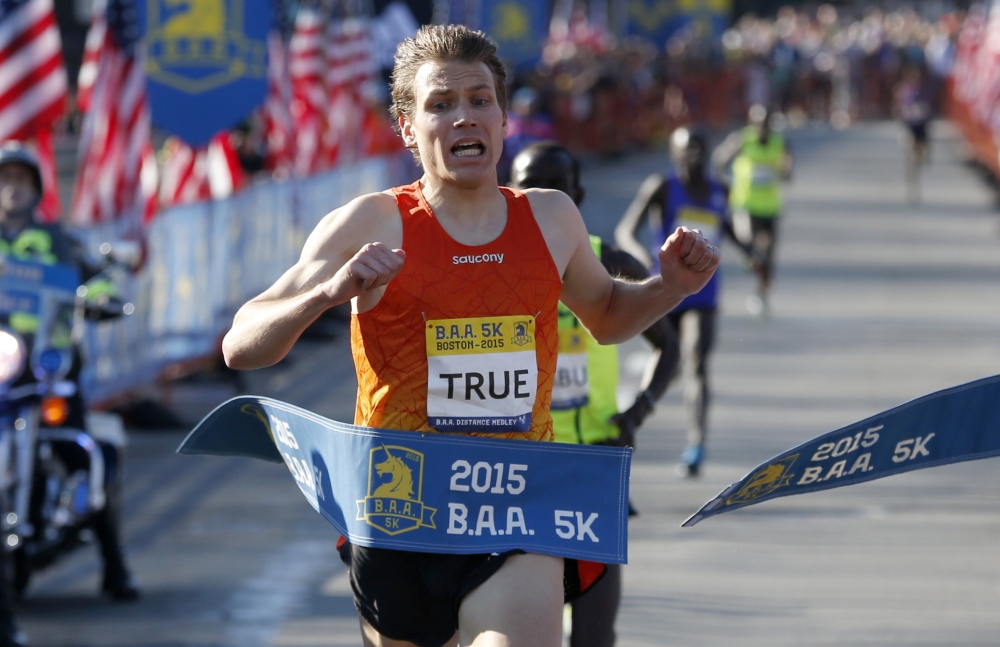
[138,0,270,146]
[684,375,1000,527]
[480,0,548,67]
[178,396,631,563]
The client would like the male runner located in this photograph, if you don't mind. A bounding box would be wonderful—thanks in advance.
[510,141,677,647]
[617,128,745,478]
[222,25,718,647]
[894,66,931,204]
[712,105,792,317]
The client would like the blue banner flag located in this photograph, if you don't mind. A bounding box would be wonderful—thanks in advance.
[179,397,631,563]
[684,375,1000,527]
[480,0,548,67]
[627,0,730,45]
[137,0,270,146]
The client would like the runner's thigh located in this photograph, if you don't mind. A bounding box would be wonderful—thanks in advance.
[457,553,564,647]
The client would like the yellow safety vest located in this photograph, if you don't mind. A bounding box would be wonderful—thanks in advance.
[729,127,785,217]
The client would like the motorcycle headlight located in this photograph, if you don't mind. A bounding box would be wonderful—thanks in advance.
[0,328,26,386]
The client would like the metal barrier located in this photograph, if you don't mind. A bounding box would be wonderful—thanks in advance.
[79,154,418,403]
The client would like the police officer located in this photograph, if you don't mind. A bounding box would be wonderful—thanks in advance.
[0,142,139,605]
[617,128,747,478]
[511,141,678,647]
[712,105,792,316]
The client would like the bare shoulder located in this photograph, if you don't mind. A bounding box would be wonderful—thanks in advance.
[522,188,587,276]
[302,190,402,262]
[522,187,578,224]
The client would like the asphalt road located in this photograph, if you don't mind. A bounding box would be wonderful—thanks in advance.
[19,121,1000,646]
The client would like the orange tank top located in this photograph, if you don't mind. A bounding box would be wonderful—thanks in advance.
[350,180,562,441]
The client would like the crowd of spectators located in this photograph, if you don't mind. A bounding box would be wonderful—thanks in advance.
[508,3,962,159]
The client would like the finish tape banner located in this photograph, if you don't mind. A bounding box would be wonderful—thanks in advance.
[684,375,1000,527]
[178,397,631,563]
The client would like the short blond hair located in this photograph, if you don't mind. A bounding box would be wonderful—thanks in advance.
[389,24,508,132]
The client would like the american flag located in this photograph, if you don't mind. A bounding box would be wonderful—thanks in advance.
[263,32,294,176]
[288,7,328,176]
[159,133,245,207]
[71,0,158,225]
[324,17,376,166]
[0,0,68,221]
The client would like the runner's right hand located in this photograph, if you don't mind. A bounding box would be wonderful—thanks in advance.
[324,243,406,303]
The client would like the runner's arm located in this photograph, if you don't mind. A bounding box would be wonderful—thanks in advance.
[223,193,403,370]
[710,131,743,178]
[614,174,665,268]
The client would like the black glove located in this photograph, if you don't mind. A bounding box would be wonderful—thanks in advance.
[607,392,653,448]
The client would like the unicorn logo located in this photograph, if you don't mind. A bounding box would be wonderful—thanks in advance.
[358,445,437,536]
[493,3,529,42]
[725,454,799,506]
[511,320,533,347]
[144,0,266,94]
[373,446,415,499]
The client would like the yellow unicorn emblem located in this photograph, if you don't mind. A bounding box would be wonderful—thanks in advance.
[725,454,799,505]
[493,3,529,42]
[373,446,415,500]
[145,0,266,94]
[629,0,674,32]
[162,0,226,38]
[358,444,436,535]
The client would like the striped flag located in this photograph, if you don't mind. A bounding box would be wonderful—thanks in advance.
[159,133,245,207]
[324,17,376,166]
[263,32,294,176]
[0,0,68,221]
[71,0,158,226]
[288,7,328,176]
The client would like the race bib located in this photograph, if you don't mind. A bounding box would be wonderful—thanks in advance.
[426,315,537,433]
[551,328,589,410]
[676,206,721,241]
[750,165,777,187]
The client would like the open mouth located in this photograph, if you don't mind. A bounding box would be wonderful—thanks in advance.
[451,142,485,157]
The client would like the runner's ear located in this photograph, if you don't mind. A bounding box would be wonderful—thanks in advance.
[400,114,417,148]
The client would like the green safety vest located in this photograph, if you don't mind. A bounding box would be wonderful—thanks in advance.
[0,227,114,336]
[551,236,621,445]
[0,228,58,264]
[1,228,57,333]
[729,127,785,217]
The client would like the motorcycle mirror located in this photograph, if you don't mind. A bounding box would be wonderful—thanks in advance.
[99,240,143,271]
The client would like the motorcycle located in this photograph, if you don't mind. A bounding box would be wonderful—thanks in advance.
[0,243,137,596]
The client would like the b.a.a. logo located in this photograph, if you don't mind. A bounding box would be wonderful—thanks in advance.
[724,454,798,506]
[511,319,533,347]
[144,0,266,94]
[357,445,437,536]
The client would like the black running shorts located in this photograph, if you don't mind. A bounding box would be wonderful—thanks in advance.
[338,540,604,647]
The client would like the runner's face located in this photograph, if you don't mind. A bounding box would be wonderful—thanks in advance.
[401,60,507,187]
[511,152,580,205]
[0,163,39,216]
